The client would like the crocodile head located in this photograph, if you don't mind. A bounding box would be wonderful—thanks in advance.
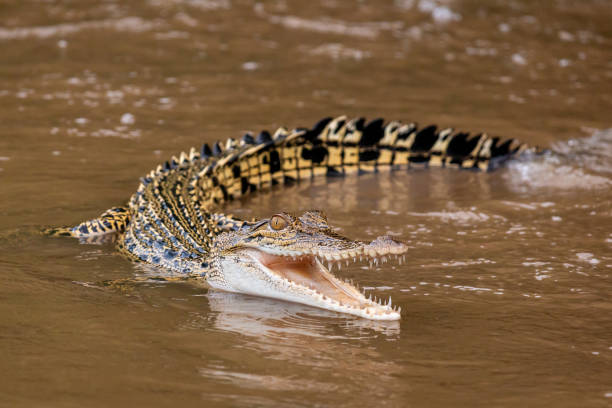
[207,211,407,320]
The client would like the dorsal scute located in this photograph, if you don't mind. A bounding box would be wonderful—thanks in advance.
[319,116,347,142]
[343,117,365,144]
[272,126,289,141]
[430,128,455,154]
[256,130,272,144]
[179,151,189,166]
[379,120,402,146]
[241,133,255,146]
[395,124,418,149]
[358,118,385,146]
[201,143,212,159]
[225,138,237,151]
[189,147,199,161]
[212,142,223,157]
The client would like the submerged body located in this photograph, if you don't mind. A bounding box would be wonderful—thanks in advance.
[47,116,538,320]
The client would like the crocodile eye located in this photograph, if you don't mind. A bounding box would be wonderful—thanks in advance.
[269,215,288,231]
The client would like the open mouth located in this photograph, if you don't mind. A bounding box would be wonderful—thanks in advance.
[241,238,407,320]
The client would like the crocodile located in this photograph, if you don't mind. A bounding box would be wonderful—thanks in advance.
[47,116,538,320]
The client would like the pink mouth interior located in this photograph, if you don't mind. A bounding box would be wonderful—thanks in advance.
[255,251,364,308]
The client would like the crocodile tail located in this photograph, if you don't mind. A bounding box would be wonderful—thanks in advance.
[168,116,539,210]
[309,116,538,173]
[44,206,129,237]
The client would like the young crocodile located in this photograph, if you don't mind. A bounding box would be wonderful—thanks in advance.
[47,116,538,320]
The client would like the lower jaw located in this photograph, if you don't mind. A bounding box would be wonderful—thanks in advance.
[244,283,402,320]
[208,275,402,320]
[259,263,401,320]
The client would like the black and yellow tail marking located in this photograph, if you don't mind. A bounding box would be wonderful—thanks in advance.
[44,206,129,238]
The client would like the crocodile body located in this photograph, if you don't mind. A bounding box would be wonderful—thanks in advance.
[48,116,537,320]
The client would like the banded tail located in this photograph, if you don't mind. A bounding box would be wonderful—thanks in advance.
[184,116,539,207]
[44,206,129,237]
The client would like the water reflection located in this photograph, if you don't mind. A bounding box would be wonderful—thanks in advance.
[202,291,400,339]
[194,291,404,401]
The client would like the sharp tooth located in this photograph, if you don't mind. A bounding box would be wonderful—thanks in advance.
[353,257,356,263]
[398,306,402,313]
[327,262,332,271]
[346,260,349,267]
[369,261,373,268]
[388,297,392,307]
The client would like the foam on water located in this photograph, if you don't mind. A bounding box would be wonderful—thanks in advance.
[407,210,505,224]
[254,3,403,39]
[0,17,161,40]
[505,129,612,190]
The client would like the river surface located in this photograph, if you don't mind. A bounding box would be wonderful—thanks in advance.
[1,1,611,407]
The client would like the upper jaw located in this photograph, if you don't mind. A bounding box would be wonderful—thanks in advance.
[234,236,408,320]
[247,234,407,262]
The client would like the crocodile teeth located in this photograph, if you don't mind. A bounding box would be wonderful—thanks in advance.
[248,235,408,320]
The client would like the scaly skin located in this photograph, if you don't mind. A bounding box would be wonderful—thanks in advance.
[46,116,540,320]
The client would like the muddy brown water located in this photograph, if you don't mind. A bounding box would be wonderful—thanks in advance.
[1,1,611,407]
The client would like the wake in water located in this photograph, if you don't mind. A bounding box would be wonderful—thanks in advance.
[505,128,612,190]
